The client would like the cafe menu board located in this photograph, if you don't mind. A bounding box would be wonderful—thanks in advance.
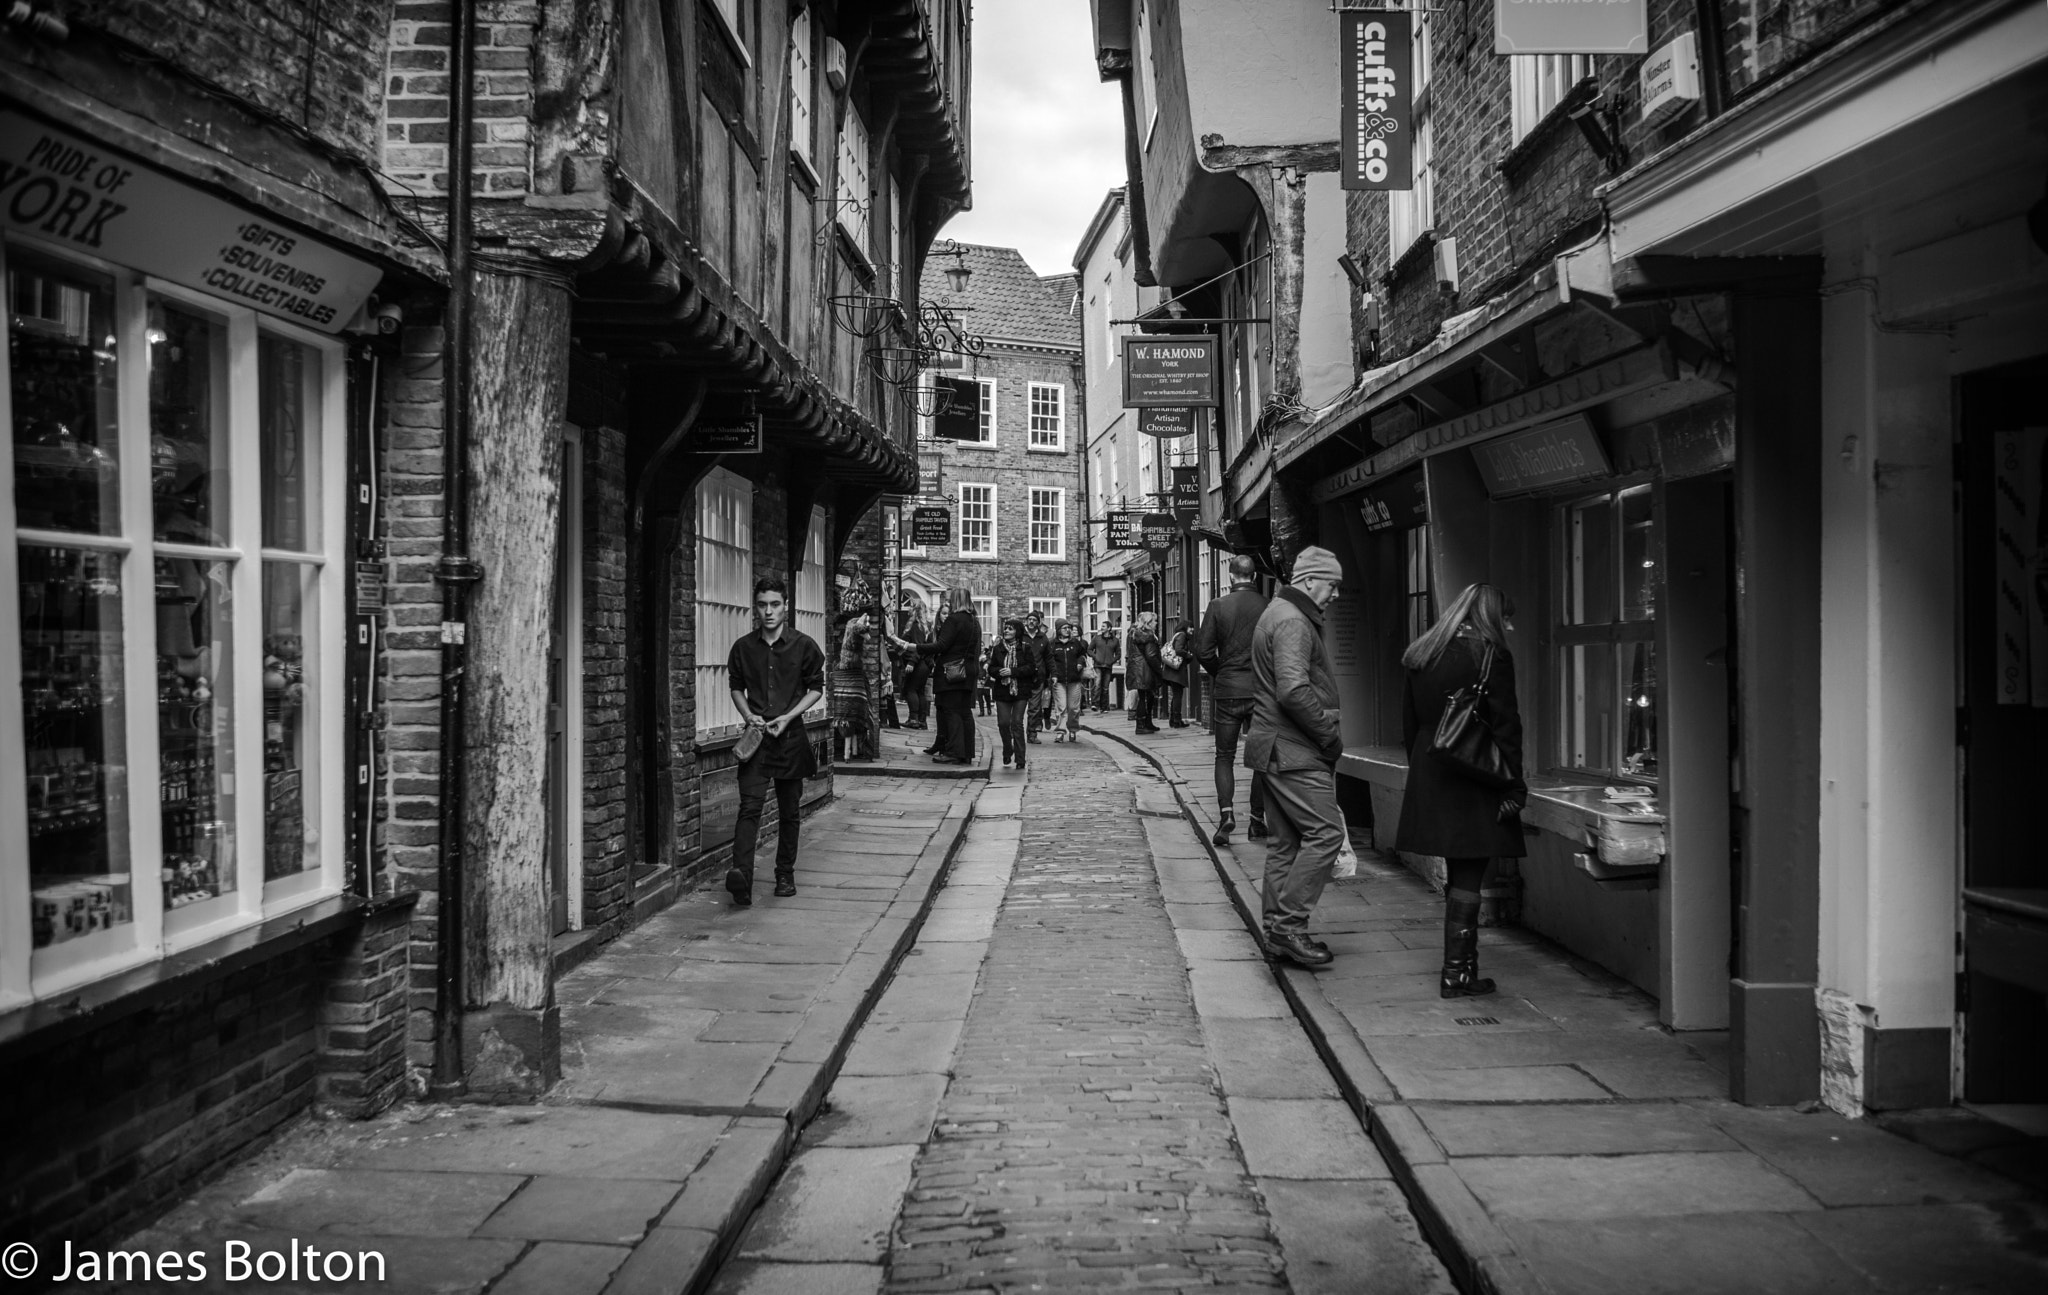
[1122,336,1219,408]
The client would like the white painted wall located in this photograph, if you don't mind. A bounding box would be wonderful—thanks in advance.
[1179,0,1337,148]
[1299,173,1355,409]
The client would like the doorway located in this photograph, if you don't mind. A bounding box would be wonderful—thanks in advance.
[1958,357,2048,1103]
[546,428,585,936]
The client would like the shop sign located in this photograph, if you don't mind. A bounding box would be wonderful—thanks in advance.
[1123,336,1218,407]
[1139,406,1197,439]
[1495,0,1648,55]
[1472,414,1611,497]
[910,506,952,547]
[1139,512,1179,556]
[1360,468,1427,533]
[918,452,945,499]
[1339,10,1413,192]
[693,414,762,453]
[931,376,982,439]
[0,110,381,334]
[1639,32,1701,126]
[1171,466,1201,521]
[1106,510,1142,550]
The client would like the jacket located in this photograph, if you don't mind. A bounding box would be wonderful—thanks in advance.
[1125,625,1164,691]
[1047,636,1093,684]
[917,608,981,693]
[985,640,1040,702]
[1192,585,1269,701]
[1089,631,1120,669]
[1154,628,1191,688]
[1244,586,1343,772]
[1023,630,1052,689]
[1393,635,1528,859]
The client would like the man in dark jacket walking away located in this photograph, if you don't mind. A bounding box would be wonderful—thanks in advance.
[1194,554,1269,846]
[1245,546,1347,968]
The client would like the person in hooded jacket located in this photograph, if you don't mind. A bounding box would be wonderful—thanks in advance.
[1126,612,1165,734]
[985,617,1041,769]
[1045,619,1094,742]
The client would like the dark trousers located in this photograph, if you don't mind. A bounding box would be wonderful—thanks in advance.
[995,698,1027,764]
[936,690,975,759]
[1211,697,1266,821]
[1134,688,1156,727]
[734,765,802,880]
[1093,674,1118,710]
[1166,683,1185,725]
[907,683,930,726]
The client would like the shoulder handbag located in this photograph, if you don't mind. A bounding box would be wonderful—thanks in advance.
[942,656,970,684]
[1429,642,1518,789]
[1160,637,1183,670]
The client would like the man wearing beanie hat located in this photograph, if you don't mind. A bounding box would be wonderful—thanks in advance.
[1243,545,1347,968]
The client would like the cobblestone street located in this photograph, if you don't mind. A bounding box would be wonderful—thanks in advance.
[713,730,1452,1294]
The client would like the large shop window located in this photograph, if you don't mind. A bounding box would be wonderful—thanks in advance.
[794,504,827,667]
[1,242,346,1003]
[695,468,754,736]
[1554,484,1657,780]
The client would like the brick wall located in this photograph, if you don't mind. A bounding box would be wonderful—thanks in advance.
[382,0,536,196]
[315,899,418,1117]
[75,0,393,162]
[911,350,1089,621]
[579,422,631,932]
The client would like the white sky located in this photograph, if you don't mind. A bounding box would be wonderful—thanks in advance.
[941,0,1126,277]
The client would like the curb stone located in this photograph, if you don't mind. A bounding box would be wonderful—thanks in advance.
[1079,721,1546,1295]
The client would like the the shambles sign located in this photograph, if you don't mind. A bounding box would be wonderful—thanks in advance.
[1139,513,1180,556]
[1339,10,1413,192]
[1495,0,1648,55]
[0,110,382,333]
[1123,336,1219,407]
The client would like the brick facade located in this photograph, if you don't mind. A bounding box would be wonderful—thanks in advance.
[380,0,537,195]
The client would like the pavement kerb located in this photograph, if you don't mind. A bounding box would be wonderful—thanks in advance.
[1078,720,1545,1295]
[662,793,980,1295]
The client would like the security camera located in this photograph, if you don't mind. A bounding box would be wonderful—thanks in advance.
[374,302,404,334]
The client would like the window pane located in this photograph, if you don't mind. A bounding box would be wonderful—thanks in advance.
[1622,640,1658,779]
[9,252,120,535]
[157,554,237,908]
[259,335,320,552]
[1562,643,1617,773]
[1620,485,1655,622]
[261,562,316,881]
[1566,495,1616,626]
[20,544,133,947]
[149,297,231,545]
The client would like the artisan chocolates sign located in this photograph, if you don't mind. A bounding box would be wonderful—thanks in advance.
[1495,0,1648,55]
[0,110,382,333]
[1339,10,1413,192]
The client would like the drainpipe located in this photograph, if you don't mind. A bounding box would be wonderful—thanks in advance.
[430,0,481,1099]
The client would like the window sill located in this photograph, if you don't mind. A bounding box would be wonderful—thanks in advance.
[1027,553,1067,563]
[1026,444,1066,454]
[1382,230,1437,289]
[1337,744,1666,841]
[1496,76,1599,181]
[789,147,820,193]
[0,891,409,1064]
[955,552,998,562]
[955,441,997,451]
[705,0,754,69]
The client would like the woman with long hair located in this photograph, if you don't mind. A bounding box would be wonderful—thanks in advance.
[831,606,878,761]
[1394,582,1527,998]
[986,617,1040,769]
[890,587,980,763]
[900,597,933,735]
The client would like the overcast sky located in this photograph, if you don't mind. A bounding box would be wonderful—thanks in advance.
[942,0,1126,278]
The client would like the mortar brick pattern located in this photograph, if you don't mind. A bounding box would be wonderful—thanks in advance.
[380,1,536,195]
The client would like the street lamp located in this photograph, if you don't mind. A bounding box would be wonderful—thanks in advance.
[937,241,972,294]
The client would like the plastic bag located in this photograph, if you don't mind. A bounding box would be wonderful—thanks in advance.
[1333,810,1359,878]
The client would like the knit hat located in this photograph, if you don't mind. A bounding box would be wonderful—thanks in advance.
[1290,546,1343,585]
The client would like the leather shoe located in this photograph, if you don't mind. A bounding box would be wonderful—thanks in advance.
[724,867,752,907]
[773,874,797,897]
[1246,817,1270,842]
[1211,813,1235,846]
[1266,931,1333,968]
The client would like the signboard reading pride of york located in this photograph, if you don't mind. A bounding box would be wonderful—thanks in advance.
[1122,336,1219,407]
[1339,10,1413,192]
[1495,0,1648,55]
[0,110,382,333]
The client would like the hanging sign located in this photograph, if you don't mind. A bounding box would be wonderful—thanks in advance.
[1106,511,1143,550]
[1359,468,1427,533]
[1139,406,1198,440]
[1139,513,1179,556]
[917,452,945,499]
[1339,10,1413,192]
[910,506,952,547]
[931,376,982,439]
[0,110,382,333]
[1471,414,1611,497]
[1495,0,1648,55]
[693,414,763,453]
[1639,31,1702,126]
[1171,466,1201,521]
[1123,336,1219,407]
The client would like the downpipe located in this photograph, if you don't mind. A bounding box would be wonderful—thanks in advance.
[430,0,481,1100]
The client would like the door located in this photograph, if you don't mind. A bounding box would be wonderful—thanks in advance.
[1958,357,2048,1102]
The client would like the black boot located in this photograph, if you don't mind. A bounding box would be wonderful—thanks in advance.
[1212,811,1234,846]
[773,869,797,897]
[1440,895,1496,998]
[1246,816,1270,842]
[725,866,753,907]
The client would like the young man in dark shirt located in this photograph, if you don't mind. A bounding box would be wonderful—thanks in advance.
[725,575,826,905]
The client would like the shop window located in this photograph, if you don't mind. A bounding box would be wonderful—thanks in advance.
[3,243,344,1002]
[794,503,827,661]
[958,482,995,557]
[1554,484,1658,779]
[694,467,754,736]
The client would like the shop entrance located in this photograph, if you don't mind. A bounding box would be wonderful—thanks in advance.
[1958,356,2048,1103]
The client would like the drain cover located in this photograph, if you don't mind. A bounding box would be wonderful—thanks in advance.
[1455,1016,1500,1026]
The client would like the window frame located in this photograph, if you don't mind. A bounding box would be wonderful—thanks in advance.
[1389,9,1435,260]
[1550,482,1658,782]
[963,377,995,447]
[1028,486,1065,561]
[694,467,755,738]
[1027,382,1065,452]
[971,595,997,629]
[836,101,873,259]
[957,481,996,560]
[0,237,349,1008]
[794,504,828,719]
[787,5,817,184]
[1028,597,1067,624]
[1511,53,1596,142]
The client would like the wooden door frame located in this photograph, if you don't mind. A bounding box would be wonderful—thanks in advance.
[556,424,587,931]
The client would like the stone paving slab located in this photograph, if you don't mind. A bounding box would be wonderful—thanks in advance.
[489,1241,632,1295]
[474,1175,682,1245]
[1259,1179,1457,1295]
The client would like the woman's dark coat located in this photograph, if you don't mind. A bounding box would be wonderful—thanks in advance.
[1046,636,1092,684]
[917,607,981,694]
[1155,627,1191,688]
[1126,625,1163,691]
[985,639,1040,703]
[1394,635,1529,859]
